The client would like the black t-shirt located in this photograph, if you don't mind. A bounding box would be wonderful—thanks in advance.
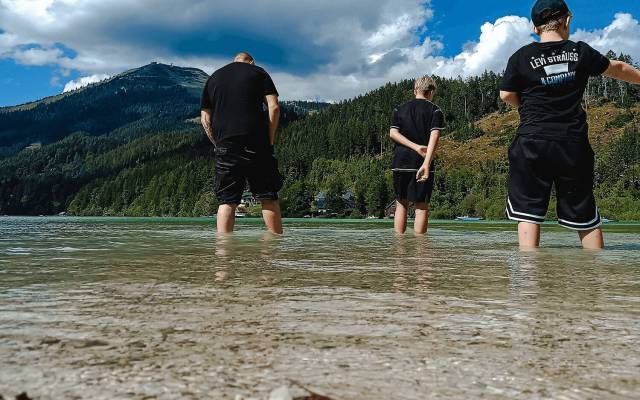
[390,99,446,170]
[500,40,610,140]
[201,62,278,149]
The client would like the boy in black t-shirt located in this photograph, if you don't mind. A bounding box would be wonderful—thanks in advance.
[500,0,640,249]
[389,75,445,234]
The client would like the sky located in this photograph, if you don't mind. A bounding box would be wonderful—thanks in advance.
[1,0,639,107]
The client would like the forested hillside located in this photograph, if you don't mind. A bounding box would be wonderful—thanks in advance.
[274,52,640,220]
[1,55,638,220]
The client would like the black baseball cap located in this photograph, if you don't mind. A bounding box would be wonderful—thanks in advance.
[531,0,570,27]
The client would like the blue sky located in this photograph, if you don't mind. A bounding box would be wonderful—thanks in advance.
[1,0,639,106]
[432,1,640,56]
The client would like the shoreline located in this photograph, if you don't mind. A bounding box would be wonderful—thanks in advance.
[2,215,640,232]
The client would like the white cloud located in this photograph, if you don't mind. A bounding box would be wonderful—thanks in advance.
[0,0,638,102]
[63,74,110,92]
[269,17,533,101]
[11,46,64,65]
[0,32,19,55]
[573,13,640,60]
[433,16,532,77]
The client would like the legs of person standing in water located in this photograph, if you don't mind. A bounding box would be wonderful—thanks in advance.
[218,201,282,234]
[260,199,283,235]
[579,228,604,250]
[394,200,409,234]
[217,204,237,233]
[518,222,541,250]
[414,202,429,235]
[518,222,604,250]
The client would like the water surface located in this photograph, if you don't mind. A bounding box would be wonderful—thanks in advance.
[1,217,639,399]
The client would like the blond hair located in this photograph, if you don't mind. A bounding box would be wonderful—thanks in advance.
[536,15,569,33]
[415,75,436,95]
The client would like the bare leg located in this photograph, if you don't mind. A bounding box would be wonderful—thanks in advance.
[260,199,283,234]
[579,228,604,250]
[414,202,430,235]
[217,204,237,233]
[518,222,541,250]
[394,200,409,234]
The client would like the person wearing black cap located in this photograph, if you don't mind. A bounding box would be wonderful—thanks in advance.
[500,0,640,249]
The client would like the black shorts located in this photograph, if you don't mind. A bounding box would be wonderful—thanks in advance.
[393,168,435,203]
[214,144,283,205]
[507,136,601,230]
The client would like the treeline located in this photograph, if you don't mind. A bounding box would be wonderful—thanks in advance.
[6,122,635,220]
[0,97,329,216]
[585,52,640,108]
[0,129,215,215]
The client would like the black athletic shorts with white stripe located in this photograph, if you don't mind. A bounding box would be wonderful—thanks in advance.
[506,135,601,231]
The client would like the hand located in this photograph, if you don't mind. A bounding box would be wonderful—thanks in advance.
[415,145,428,158]
[416,164,430,182]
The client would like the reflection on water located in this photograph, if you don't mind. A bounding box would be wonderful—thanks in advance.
[0,217,639,399]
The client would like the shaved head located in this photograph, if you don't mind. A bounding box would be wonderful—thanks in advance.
[234,52,255,64]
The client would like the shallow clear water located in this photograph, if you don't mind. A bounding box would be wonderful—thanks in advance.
[0,217,639,399]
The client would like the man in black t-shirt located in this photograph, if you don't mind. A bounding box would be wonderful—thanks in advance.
[201,52,283,234]
[389,75,445,235]
[500,0,640,249]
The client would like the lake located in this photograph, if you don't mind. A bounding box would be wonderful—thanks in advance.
[1,217,639,399]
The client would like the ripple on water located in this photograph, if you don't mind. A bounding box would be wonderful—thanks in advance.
[4,247,32,255]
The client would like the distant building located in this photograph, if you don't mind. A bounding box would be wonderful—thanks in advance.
[342,190,355,210]
[315,192,326,212]
[25,142,42,151]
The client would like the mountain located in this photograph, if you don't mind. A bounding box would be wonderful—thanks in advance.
[0,62,327,157]
[0,55,638,219]
[0,63,209,157]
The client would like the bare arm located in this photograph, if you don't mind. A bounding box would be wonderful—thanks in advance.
[416,130,441,182]
[602,60,640,84]
[265,94,280,146]
[200,109,216,145]
[499,91,521,108]
[423,130,441,169]
[389,128,428,157]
